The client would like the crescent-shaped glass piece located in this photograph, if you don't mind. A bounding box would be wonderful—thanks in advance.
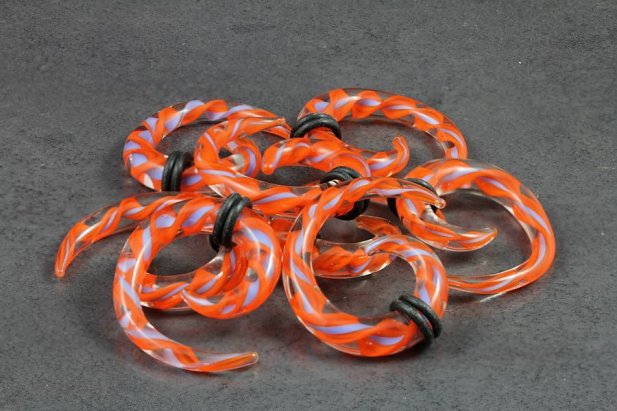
[113,196,281,372]
[282,177,448,356]
[283,178,448,356]
[404,158,556,294]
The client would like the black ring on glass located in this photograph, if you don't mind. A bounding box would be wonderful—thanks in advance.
[291,113,342,139]
[398,293,442,338]
[209,193,252,251]
[390,299,435,346]
[162,151,193,192]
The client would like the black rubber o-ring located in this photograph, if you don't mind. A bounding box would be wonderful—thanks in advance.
[209,193,252,251]
[398,293,442,338]
[291,113,342,139]
[162,151,193,192]
[210,193,241,251]
[220,196,252,249]
[390,299,435,346]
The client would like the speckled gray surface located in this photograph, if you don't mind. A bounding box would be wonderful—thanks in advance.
[1,1,616,410]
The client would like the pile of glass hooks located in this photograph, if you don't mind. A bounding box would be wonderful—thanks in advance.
[55,88,555,372]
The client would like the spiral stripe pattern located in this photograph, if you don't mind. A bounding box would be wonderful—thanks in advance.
[261,130,409,177]
[54,90,558,372]
[193,117,338,214]
[55,191,205,278]
[113,196,281,372]
[123,100,289,191]
[401,158,556,294]
[282,178,448,356]
[56,192,402,298]
[310,215,401,279]
[299,88,468,161]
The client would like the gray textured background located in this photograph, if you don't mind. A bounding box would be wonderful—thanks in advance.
[1,1,616,410]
